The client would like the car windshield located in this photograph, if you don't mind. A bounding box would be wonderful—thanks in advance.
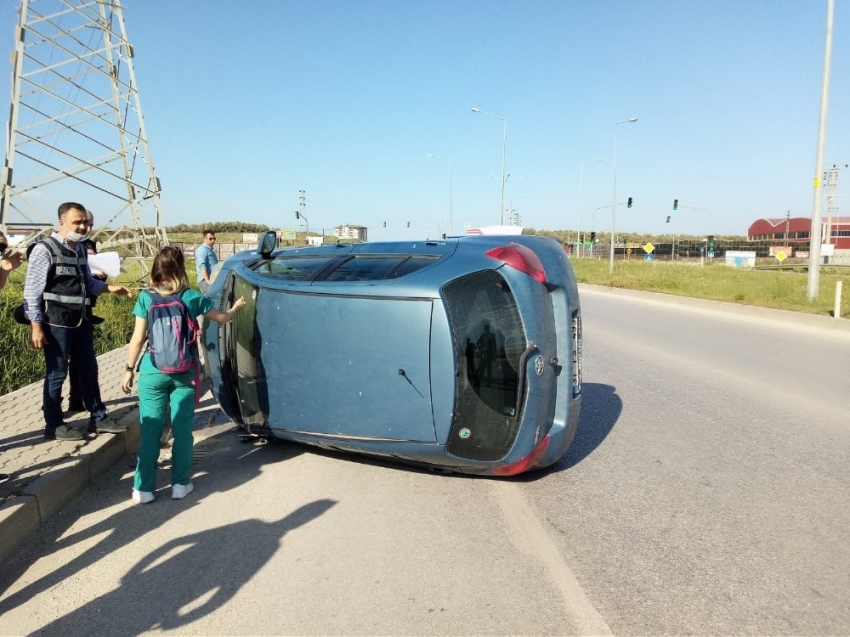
[442,270,525,461]
[322,256,438,281]
[253,256,334,280]
[253,254,438,282]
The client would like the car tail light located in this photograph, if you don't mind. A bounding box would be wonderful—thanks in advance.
[491,435,551,476]
[485,243,547,285]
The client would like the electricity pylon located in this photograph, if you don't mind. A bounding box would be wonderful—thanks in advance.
[0,0,165,254]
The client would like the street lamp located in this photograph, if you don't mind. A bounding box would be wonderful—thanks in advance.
[609,118,638,273]
[471,107,507,225]
[426,153,453,236]
[578,158,602,257]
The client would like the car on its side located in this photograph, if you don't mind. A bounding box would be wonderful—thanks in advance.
[201,231,582,476]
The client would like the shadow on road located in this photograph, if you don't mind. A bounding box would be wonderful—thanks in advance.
[34,499,336,636]
[0,428,308,621]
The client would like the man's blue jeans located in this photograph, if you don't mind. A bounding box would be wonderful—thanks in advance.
[41,322,107,434]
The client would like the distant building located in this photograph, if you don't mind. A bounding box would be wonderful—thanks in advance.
[466,225,523,236]
[747,216,850,250]
[334,224,368,242]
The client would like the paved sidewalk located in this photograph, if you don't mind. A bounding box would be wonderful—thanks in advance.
[0,345,228,564]
[0,346,139,564]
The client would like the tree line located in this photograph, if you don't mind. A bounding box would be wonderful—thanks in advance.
[165,222,271,234]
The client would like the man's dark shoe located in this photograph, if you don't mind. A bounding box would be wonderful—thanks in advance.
[44,425,85,441]
[0,474,10,485]
[89,416,128,435]
[90,315,105,325]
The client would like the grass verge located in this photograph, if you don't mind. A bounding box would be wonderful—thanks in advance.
[570,258,850,318]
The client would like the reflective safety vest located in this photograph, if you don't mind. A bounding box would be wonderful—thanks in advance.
[36,236,91,327]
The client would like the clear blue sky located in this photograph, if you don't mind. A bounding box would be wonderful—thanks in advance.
[2,0,848,240]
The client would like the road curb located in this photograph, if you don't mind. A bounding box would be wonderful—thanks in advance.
[0,412,140,565]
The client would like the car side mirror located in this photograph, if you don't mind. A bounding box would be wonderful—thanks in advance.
[259,230,277,259]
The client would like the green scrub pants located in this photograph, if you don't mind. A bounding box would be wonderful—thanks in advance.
[134,371,195,492]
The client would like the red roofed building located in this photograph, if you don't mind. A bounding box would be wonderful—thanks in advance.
[747,217,850,249]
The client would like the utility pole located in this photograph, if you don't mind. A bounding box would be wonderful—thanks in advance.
[807,0,834,300]
[785,210,791,244]
[0,0,165,254]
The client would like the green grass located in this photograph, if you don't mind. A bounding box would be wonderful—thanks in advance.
[0,262,199,395]
[570,258,850,318]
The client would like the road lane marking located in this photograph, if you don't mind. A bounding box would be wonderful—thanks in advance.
[495,481,612,636]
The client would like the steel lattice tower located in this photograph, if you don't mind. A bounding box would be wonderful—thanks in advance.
[1,0,165,253]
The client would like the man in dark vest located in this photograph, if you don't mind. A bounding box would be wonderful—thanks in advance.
[23,202,133,441]
[66,209,106,412]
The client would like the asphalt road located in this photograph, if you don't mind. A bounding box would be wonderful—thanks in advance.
[0,287,848,636]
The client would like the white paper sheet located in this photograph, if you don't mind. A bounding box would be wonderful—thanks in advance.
[87,251,121,277]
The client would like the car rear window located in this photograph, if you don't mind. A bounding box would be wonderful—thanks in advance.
[442,270,525,461]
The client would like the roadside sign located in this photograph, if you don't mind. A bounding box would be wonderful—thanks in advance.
[776,251,787,262]
[644,243,655,254]
[280,228,297,241]
[708,250,715,259]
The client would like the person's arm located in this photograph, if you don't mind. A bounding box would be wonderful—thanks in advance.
[121,317,148,394]
[83,257,129,296]
[0,251,22,290]
[204,295,247,324]
[23,244,51,349]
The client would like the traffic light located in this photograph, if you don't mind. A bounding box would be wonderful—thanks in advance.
[627,197,633,208]
[295,210,300,219]
[666,216,671,223]
[708,235,715,248]
[383,221,386,227]
[407,221,410,228]
[673,199,678,210]
[590,231,596,243]
[441,233,447,240]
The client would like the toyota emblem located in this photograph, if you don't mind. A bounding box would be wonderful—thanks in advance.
[534,354,545,376]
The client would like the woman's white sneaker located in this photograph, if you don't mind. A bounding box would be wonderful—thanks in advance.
[132,489,155,504]
[171,483,194,500]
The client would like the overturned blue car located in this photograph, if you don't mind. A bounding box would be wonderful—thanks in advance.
[201,231,582,476]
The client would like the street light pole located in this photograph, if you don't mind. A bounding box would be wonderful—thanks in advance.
[807,0,834,300]
[578,158,602,258]
[471,107,507,225]
[426,153,453,236]
[609,118,638,273]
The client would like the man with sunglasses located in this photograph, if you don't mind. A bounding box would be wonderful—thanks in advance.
[194,230,218,293]
[0,230,23,483]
